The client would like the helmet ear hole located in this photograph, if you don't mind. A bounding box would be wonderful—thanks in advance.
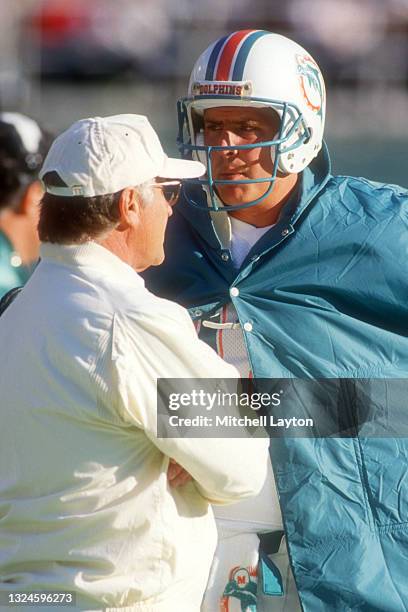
[303,127,312,145]
[277,154,292,175]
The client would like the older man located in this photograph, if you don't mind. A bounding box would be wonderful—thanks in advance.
[0,114,268,611]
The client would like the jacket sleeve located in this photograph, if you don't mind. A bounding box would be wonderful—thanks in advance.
[111,297,269,505]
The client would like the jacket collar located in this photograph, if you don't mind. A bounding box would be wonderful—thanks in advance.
[286,140,332,225]
[40,241,144,287]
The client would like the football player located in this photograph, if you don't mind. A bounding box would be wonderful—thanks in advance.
[143,30,408,611]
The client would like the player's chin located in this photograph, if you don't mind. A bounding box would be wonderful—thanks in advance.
[217,186,251,206]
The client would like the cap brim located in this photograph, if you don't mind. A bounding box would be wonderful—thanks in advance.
[161,156,205,180]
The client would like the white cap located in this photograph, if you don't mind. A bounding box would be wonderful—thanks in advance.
[39,114,205,197]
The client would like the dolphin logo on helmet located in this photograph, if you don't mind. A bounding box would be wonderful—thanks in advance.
[177,30,326,212]
[296,55,325,117]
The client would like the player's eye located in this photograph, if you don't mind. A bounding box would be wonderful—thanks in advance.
[204,123,222,131]
[239,123,260,132]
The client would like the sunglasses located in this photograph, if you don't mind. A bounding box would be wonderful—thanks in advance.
[151,180,182,206]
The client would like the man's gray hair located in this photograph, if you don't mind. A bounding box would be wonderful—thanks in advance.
[38,180,157,244]
[135,181,154,206]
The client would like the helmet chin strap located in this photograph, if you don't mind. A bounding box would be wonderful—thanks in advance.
[199,184,236,249]
[203,184,226,210]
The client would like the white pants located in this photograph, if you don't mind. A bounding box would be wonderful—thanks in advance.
[201,522,301,612]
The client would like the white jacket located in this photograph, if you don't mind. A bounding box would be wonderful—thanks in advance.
[0,242,268,611]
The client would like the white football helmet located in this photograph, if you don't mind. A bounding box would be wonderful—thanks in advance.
[177,30,326,211]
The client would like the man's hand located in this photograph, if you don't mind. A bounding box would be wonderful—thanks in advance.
[167,458,193,488]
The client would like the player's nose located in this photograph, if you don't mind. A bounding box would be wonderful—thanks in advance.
[219,129,236,146]
[217,130,240,156]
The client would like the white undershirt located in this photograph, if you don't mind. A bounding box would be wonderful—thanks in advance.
[230,216,274,268]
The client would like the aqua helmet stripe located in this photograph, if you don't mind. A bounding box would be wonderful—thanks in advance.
[231,30,270,80]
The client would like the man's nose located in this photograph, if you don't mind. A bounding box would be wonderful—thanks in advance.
[218,130,239,152]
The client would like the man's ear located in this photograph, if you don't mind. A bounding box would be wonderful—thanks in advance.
[18,180,43,216]
[116,187,141,231]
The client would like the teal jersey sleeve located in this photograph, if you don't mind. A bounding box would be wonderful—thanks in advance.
[0,231,32,299]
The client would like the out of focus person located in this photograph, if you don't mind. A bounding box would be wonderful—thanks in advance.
[0,112,51,297]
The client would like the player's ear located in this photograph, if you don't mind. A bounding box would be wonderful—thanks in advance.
[116,187,141,230]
